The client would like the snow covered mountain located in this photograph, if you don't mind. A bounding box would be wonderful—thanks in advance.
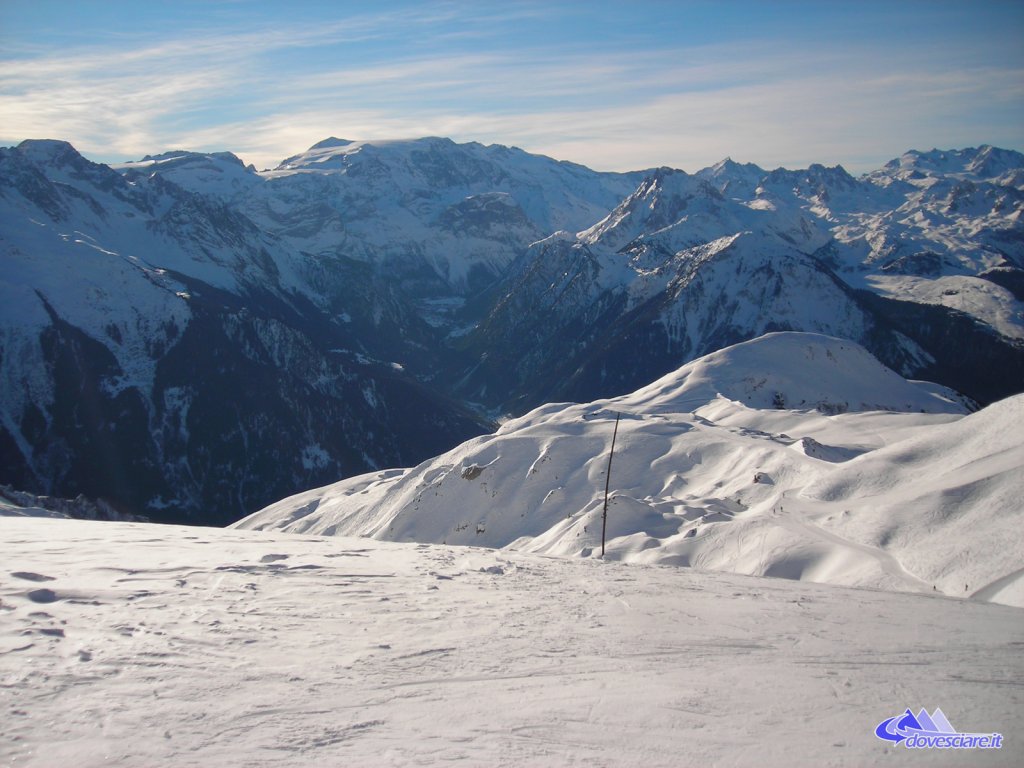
[456,148,1024,410]
[1,136,1022,524]
[116,136,647,295]
[0,140,490,524]
[0,136,654,524]
[236,333,1024,608]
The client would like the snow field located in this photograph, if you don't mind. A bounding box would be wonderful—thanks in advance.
[238,334,1023,607]
[1,516,1021,767]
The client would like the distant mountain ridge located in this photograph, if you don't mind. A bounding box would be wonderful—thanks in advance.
[116,136,648,293]
[1,136,1021,523]
[451,143,1024,409]
[0,138,496,524]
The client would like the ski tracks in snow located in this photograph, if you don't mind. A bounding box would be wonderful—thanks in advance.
[1,517,1022,767]
[765,497,936,595]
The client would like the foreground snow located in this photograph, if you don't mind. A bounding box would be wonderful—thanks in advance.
[238,333,1024,608]
[1,517,1020,767]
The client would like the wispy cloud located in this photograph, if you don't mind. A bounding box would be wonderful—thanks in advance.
[2,4,1021,173]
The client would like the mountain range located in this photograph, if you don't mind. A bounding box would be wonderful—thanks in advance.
[1,137,1022,524]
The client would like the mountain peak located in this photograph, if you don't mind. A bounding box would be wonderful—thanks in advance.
[134,149,246,167]
[625,332,967,415]
[882,145,1024,181]
[15,139,82,166]
[696,157,767,197]
[308,137,354,151]
[709,156,752,173]
[577,168,716,248]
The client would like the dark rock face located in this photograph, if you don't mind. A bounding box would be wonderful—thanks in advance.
[979,267,1024,300]
[33,297,162,515]
[146,289,489,525]
[856,292,1024,408]
[6,281,491,525]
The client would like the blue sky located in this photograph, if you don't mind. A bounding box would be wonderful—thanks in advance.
[1,0,1022,173]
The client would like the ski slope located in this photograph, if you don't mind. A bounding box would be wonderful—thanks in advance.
[1,516,1020,767]
[237,333,1024,608]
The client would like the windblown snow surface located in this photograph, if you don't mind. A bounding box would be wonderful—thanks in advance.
[2,518,1021,767]
[239,332,1023,609]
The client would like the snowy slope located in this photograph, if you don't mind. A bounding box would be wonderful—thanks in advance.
[269,137,646,234]
[120,137,648,292]
[0,139,305,396]
[111,150,262,200]
[821,146,1024,325]
[237,333,1024,608]
[622,331,967,413]
[577,167,826,256]
[2,516,1021,767]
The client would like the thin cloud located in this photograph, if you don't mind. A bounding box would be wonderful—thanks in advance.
[1,7,1020,173]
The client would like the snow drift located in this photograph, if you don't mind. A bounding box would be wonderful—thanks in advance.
[235,332,1024,607]
[4,516,1020,766]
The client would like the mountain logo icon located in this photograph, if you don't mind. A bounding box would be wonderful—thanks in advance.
[875,708,1003,750]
